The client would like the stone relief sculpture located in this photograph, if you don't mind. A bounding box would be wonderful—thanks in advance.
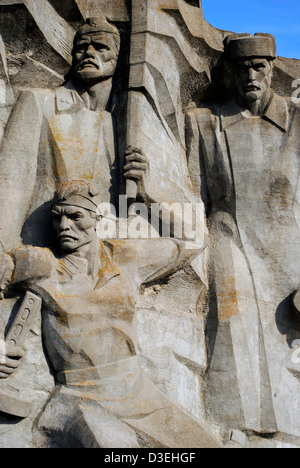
[0,16,126,250]
[0,180,219,448]
[0,0,299,449]
[186,33,300,443]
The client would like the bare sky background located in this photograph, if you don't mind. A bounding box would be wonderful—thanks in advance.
[202,0,300,59]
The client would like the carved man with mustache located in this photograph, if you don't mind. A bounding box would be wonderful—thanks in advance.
[70,18,121,111]
[186,33,300,442]
[0,17,146,251]
[0,181,219,448]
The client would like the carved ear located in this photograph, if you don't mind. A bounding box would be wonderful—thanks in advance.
[91,213,102,226]
[89,187,99,197]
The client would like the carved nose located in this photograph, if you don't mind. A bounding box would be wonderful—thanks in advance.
[248,69,256,81]
[59,215,70,231]
[85,45,96,57]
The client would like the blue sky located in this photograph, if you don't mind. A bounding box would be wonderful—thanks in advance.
[202,0,300,59]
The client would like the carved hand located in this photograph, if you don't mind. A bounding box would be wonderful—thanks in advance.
[0,254,14,299]
[292,290,300,314]
[124,146,150,202]
[0,343,24,379]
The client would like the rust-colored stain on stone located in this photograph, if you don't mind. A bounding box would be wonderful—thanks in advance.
[217,276,238,322]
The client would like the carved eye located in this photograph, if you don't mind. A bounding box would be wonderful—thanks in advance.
[254,64,266,71]
[51,211,61,220]
[75,44,88,53]
[70,213,84,221]
[93,43,109,52]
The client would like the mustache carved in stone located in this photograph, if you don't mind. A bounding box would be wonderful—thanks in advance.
[78,59,99,70]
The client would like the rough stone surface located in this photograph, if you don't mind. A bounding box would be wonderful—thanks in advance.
[0,0,299,449]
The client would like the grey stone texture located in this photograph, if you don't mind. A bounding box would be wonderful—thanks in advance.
[0,0,299,449]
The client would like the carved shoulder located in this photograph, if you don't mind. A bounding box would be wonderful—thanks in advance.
[1,88,54,142]
[185,105,220,153]
[186,105,218,126]
[9,246,56,284]
[17,88,54,111]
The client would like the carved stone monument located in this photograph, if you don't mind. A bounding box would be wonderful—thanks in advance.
[0,0,299,449]
[186,32,300,441]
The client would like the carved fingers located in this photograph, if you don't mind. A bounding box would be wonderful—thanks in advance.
[0,254,14,299]
[124,146,149,181]
[0,346,24,379]
[124,146,150,201]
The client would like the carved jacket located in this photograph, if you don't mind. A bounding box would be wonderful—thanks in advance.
[9,238,197,383]
[186,91,300,297]
[6,238,220,448]
[185,92,300,436]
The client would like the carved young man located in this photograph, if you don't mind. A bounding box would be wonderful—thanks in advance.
[0,17,145,250]
[186,34,300,439]
[0,180,218,448]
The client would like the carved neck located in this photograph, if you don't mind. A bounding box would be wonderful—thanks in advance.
[80,78,113,112]
[238,89,272,117]
[64,238,101,276]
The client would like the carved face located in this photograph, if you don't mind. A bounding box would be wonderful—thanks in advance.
[51,204,98,253]
[234,58,274,103]
[73,33,119,85]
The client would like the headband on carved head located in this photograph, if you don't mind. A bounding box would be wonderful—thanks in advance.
[75,17,120,41]
[224,33,277,61]
[53,180,102,215]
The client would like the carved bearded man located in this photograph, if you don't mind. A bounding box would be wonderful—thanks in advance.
[0,17,144,250]
[186,34,300,441]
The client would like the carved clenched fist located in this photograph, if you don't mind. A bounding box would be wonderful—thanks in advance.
[0,341,24,379]
[124,146,150,201]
